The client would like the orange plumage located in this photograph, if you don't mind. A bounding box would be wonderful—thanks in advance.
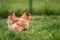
[8,11,30,32]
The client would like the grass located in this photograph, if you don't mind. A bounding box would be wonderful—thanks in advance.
[0,0,60,18]
[0,16,60,40]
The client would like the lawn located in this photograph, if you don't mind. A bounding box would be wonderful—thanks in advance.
[0,0,60,18]
[0,16,60,40]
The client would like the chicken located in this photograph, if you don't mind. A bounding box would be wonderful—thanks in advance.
[8,11,30,32]
[15,12,30,31]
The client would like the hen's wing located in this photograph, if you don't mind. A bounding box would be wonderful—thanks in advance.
[15,19,29,30]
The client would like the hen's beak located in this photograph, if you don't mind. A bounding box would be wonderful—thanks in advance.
[28,12,31,15]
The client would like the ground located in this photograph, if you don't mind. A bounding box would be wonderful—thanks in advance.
[0,16,60,40]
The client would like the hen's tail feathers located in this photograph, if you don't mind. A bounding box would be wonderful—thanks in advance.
[8,10,15,16]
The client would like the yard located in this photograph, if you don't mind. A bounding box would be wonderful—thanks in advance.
[0,0,60,40]
[0,16,60,40]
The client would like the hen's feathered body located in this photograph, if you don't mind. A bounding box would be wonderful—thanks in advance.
[8,11,30,32]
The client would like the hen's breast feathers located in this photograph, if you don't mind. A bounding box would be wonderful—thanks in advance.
[15,19,29,29]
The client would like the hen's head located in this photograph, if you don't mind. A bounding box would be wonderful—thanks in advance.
[21,12,31,21]
[23,12,30,16]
